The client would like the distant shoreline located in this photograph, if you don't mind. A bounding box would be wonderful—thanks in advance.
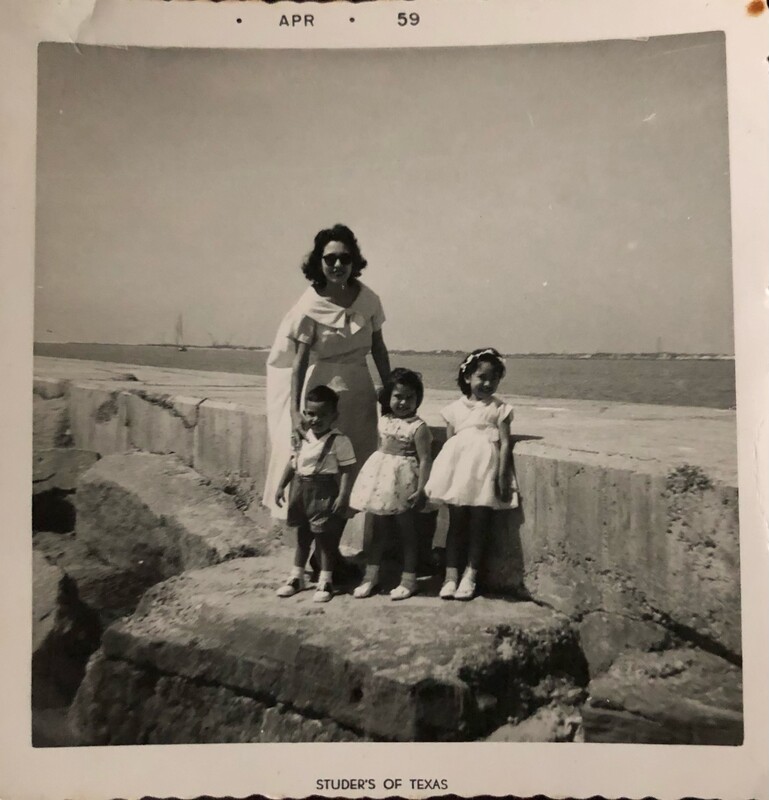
[34,342,735,361]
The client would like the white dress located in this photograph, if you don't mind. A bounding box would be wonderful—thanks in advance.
[264,283,385,519]
[425,396,518,510]
[350,415,430,515]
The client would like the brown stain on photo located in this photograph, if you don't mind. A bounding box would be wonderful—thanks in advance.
[746,0,765,15]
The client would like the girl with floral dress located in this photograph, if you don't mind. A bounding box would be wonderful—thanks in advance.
[350,368,433,601]
[424,348,519,601]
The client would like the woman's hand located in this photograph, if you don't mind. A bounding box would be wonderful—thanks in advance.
[496,472,513,503]
[290,407,307,447]
[408,488,427,511]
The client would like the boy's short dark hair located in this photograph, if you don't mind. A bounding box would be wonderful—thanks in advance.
[305,384,339,411]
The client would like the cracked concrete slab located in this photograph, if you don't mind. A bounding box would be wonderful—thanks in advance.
[71,556,587,743]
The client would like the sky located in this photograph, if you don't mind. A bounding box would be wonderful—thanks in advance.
[34,34,733,354]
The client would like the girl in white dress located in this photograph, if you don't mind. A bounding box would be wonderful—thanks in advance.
[351,369,433,601]
[424,348,518,601]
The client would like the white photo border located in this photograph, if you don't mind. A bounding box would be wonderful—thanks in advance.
[1,1,767,798]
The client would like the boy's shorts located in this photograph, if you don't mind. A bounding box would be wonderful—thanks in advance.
[286,475,343,534]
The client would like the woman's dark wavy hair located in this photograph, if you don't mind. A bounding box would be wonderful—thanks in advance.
[457,347,506,397]
[302,224,368,287]
[378,368,425,415]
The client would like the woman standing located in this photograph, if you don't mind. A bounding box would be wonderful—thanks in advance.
[264,225,391,565]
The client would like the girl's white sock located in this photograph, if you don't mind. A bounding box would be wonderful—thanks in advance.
[445,567,459,584]
[290,565,304,579]
[463,567,478,581]
[319,570,333,584]
[363,565,380,583]
[400,572,417,590]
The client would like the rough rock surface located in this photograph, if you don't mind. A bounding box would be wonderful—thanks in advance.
[519,459,741,657]
[33,395,71,450]
[582,648,742,744]
[72,650,362,744]
[578,611,675,676]
[32,551,101,709]
[34,360,742,664]
[33,449,98,494]
[486,702,584,742]
[76,453,270,588]
[71,557,588,744]
[34,532,148,627]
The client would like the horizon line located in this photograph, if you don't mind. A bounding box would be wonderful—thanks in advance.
[33,341,736,360]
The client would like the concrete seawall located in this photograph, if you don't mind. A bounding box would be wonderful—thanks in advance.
[34,356,741,663]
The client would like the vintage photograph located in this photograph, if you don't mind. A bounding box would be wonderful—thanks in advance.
[31,34,742,749]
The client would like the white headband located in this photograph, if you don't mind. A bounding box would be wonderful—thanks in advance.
[460,348,506,373]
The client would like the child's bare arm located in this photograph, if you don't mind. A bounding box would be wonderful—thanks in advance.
[274,460,295,508]
[445,422,455,439]
[332,464,355,515]
[409,424,433,508]
[496,415,513,502]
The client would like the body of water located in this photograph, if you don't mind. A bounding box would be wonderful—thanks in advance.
[34,343,736,409]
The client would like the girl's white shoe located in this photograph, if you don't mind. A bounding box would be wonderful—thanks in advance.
[353,581,378,599]
[455,573,476,601]
[390,584,415,601]
[439,580,457,600]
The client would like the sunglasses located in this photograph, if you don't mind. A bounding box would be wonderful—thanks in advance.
[322,253,353,268]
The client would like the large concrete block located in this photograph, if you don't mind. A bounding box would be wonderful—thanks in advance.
[56,373,742,658]
[33,377,69,400]
[32,449,98,533]
[240,407,269,489]
[193,400,249,485]
[33,448,98,494]
[67,384,130,456]
[72,557,587,743]
[76,453,271,589]
[71,650,362,745]
[578,611,674,677]
[509,450,741,658]
[582,648,742,745]
[486,703,583,742]
[35,532,149,628]
[636,473,741,654]
[32,551,101,709]
[33,395,71,450]
[124,391,198,465]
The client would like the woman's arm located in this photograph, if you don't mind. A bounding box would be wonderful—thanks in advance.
[409,423,433,509]
[290,340,312,436]
[370,329,391,385]
[496,415,513,502]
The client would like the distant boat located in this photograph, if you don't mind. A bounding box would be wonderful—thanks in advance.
[175,314,187,352]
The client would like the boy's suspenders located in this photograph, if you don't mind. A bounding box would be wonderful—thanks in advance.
[312,433,338,476]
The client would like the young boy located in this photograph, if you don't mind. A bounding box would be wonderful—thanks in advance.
[274,385,356,603]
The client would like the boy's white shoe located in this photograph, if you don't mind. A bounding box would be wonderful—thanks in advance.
[276,576,305,598]
[313,581,334,603]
